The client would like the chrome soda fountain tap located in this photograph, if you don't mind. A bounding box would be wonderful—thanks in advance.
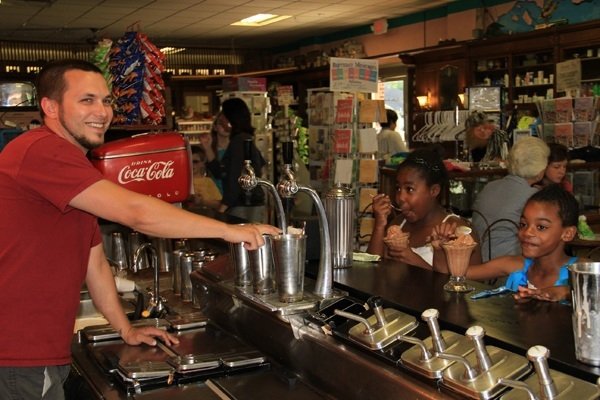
[498,345,600,400]
[276,140,299,199]
[277,141,333,298]
[238,139,287,232]
[134,242,167,317]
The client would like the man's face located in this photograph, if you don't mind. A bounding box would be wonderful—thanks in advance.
[55,70,113,151]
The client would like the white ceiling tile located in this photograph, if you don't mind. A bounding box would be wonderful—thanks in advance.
[0,0,456,48]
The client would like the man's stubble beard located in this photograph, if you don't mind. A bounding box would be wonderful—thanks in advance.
[58,112,105,151]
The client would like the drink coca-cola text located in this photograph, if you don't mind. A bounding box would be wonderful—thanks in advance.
[118,160,175,184]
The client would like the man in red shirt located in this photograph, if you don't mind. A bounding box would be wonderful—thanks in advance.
[0,59,279,399]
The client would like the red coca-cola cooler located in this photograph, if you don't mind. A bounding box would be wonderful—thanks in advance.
[90,132,191,203]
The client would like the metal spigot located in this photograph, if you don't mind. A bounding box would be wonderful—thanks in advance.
[499,345,558,400]
[298,184,332,297]
[497,378,538,400]
[334,309,374,335]
[277,141,332,298]
[436,352,479,380]
[238,139,287,232]
[397,334,434,362]
[527,345,558,399]
[239,159,258,189]
[276,141,299,199]
[367,297,387,329]
[421,308,447,353]
[134,243,167,317]
[466,325,493,373]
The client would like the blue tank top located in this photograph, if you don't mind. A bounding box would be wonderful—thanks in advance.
[505,256,577,291]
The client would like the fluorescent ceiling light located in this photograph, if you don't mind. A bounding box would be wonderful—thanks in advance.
[232,13,291,27]
[160,47,186,55]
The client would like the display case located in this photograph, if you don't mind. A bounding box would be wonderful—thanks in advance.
[176,120,212,145]
[511,49,555,104]
[471,56,508,88]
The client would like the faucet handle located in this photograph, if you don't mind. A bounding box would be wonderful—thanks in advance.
[466,325,493,372]
[436,351,478,380]
[366,296,383,309]
[282,140,294,164]
[422,308,446,353]
[243,138,253,161]
[527,345,558,399]
[366,296,387,328]
[497,378,538,400]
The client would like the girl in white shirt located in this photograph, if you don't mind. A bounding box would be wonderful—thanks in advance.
[367,147,481,269]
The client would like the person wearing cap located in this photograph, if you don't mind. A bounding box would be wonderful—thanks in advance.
[465,110,509,163]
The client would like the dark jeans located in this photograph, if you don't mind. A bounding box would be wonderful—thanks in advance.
[0,365,70,400]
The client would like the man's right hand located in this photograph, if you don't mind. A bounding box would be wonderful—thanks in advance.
[224,223,281,250]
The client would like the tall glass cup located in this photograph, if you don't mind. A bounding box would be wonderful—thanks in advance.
[272,233,306,303]
[569,262,600,366]
[441,242,476,292]
[249,234,276,295]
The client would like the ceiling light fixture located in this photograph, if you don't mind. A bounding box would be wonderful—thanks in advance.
[232,13,291,27]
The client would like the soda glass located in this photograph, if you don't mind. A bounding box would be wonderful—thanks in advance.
[441,242,476,292]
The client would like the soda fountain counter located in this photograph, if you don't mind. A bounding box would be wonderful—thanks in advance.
[69,212,600,399]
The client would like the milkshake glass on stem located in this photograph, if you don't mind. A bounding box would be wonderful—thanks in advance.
[441,242,476,292]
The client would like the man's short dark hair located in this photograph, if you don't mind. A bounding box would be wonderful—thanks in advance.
[36,59,103,118]
[381,109,398,128]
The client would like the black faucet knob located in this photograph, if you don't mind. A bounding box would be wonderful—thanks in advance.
[367,296,383,310]
[282,141,294,164]
[243,139,253,161]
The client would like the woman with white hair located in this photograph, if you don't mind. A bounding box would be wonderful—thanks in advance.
[471,136,550,262]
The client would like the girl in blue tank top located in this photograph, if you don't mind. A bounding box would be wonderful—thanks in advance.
[432,185,581,302]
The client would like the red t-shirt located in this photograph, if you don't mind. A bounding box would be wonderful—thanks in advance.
[0,126,103,366]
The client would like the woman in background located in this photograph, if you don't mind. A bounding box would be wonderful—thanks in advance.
[199,111,230,194]
[202,98,266,223]
[465,110,509,163]
[471,136,549,262]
